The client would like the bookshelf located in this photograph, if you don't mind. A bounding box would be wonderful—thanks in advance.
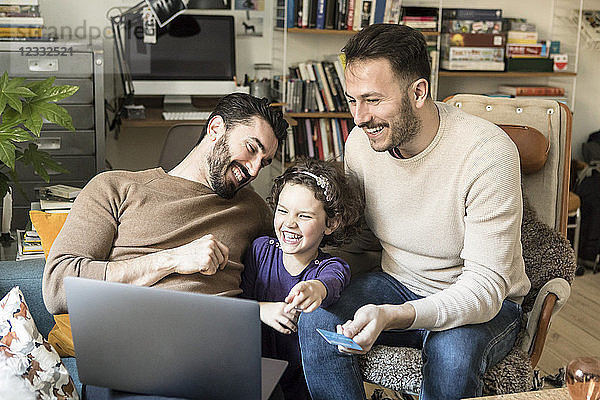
[272,0,583,168]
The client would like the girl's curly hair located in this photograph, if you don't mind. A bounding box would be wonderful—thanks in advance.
[268,158,365,246]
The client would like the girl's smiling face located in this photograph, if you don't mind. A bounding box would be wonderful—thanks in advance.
[274,183,333,265]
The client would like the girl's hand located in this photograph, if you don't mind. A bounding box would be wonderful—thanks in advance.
[259,302,300,335]
[284,280,327,313]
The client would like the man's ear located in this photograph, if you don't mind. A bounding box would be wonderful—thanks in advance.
[206,115,225,142]
[411,78,429,109]
[325,216,341,235]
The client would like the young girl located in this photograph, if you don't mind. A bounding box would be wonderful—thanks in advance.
[241,158,364,400]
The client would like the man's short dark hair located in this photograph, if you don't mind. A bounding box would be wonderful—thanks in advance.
[198,93,288,145]
[342,24,431,86]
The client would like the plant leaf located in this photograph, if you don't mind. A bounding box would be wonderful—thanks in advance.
[19,143,69,183]
[32,84,79,103]
[30,101,75,131]
[0,75,36,114]
[21,102,44,136]
[0,138,16,170]
[26,76,55,94]
[0,126,34,142]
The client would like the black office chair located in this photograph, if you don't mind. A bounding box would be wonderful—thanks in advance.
[158,124,204,171]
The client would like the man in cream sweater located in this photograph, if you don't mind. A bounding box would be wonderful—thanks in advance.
[298,25,531,400]
[43,93,288,314]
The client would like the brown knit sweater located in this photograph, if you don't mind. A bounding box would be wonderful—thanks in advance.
[43,168,273,314]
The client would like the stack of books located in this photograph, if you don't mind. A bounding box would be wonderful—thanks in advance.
[0,0,43,40]
[278,0,404,31]
[440,8,505,71]
[16,229,44,260]
[37,184,82,213]
[400,6,438,33]
[504,18,563,72]
[286,57,348,113]
[496,85,568,104]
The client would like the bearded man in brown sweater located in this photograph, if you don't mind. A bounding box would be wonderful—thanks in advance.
[43,93,288,314]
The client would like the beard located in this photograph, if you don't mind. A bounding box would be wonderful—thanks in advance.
[362,93,423,152]
[207,135,249,199]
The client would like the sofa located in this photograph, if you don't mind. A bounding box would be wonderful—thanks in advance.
[0,257,82,395]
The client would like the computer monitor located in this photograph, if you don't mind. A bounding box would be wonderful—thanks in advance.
[123,13,237,110]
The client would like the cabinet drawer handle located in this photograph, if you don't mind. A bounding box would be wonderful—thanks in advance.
[35,137,61,150]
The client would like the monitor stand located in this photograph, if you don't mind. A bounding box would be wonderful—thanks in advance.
[163,95,200,113]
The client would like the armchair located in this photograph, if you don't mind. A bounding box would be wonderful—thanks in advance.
[358,94,577,396]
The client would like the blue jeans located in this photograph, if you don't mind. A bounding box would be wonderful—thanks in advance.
[298,272,522,400]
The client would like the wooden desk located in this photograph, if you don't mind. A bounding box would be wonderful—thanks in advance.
[464,388,571,399]
[120,107,207,128]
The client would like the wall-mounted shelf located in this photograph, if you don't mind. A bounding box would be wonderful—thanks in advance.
[286,112,352,118]
[281,27,439,36]
[439,71,577,78]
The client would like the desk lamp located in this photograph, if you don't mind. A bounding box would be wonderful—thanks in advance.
[109,0,188,124]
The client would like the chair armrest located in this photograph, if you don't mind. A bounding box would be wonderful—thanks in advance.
[520,277,571,368]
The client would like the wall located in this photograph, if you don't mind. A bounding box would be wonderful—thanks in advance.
[40,0,600,165]
[39,0,275,103]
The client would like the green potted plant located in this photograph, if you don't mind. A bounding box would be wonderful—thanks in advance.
[0,72,78,199]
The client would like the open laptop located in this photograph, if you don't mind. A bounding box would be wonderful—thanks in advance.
[64,277,287,400]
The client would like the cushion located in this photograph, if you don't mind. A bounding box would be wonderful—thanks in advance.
[498,124,549,174]
[29,211,69,259]
[0,286,79,399]
[29,210,74,357]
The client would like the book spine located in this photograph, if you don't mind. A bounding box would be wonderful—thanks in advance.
[304,118,315,157]
[0,16,43,25]
[336,0,347,30]
[315,62,335,111]
[346,0,355,30]
[515,87,565,96]
[314,120,324,160]
[373,0,385,23]
[306,62,326,112]
[330,119,340,159]
[352,0,361,31]
[340,118,350,142]
[442,8,502,20]
[0,0,39,5]
[315,0,326,29]
[324,0,336,29]
[301,0,310,27]
[319,119,331,160]
[0,26,41,36]
[383,0,401,24]
[286,0,295,28]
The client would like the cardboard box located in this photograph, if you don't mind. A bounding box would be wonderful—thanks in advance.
[443,46,504,62]
[441,19,502,34]
[506,43,548,58]
[506,57,553,72]
[441,59,505,71]
[507,30,538,44]
[442,33,505,47]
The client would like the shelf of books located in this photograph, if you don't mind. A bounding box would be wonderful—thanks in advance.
[0,0,45,41]
[282,116,354,166]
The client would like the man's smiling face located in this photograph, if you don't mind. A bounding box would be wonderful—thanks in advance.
[207,116,278,199]
[345,58,422,152]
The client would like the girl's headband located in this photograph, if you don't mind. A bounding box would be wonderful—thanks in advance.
[295,171,333,202]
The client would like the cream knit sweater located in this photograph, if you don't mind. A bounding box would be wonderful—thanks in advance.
[345,102,531,331]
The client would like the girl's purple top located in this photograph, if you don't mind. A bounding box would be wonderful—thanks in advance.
[241,236,351,307]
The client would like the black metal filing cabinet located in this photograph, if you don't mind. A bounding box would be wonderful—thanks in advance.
[0,41,105,229]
